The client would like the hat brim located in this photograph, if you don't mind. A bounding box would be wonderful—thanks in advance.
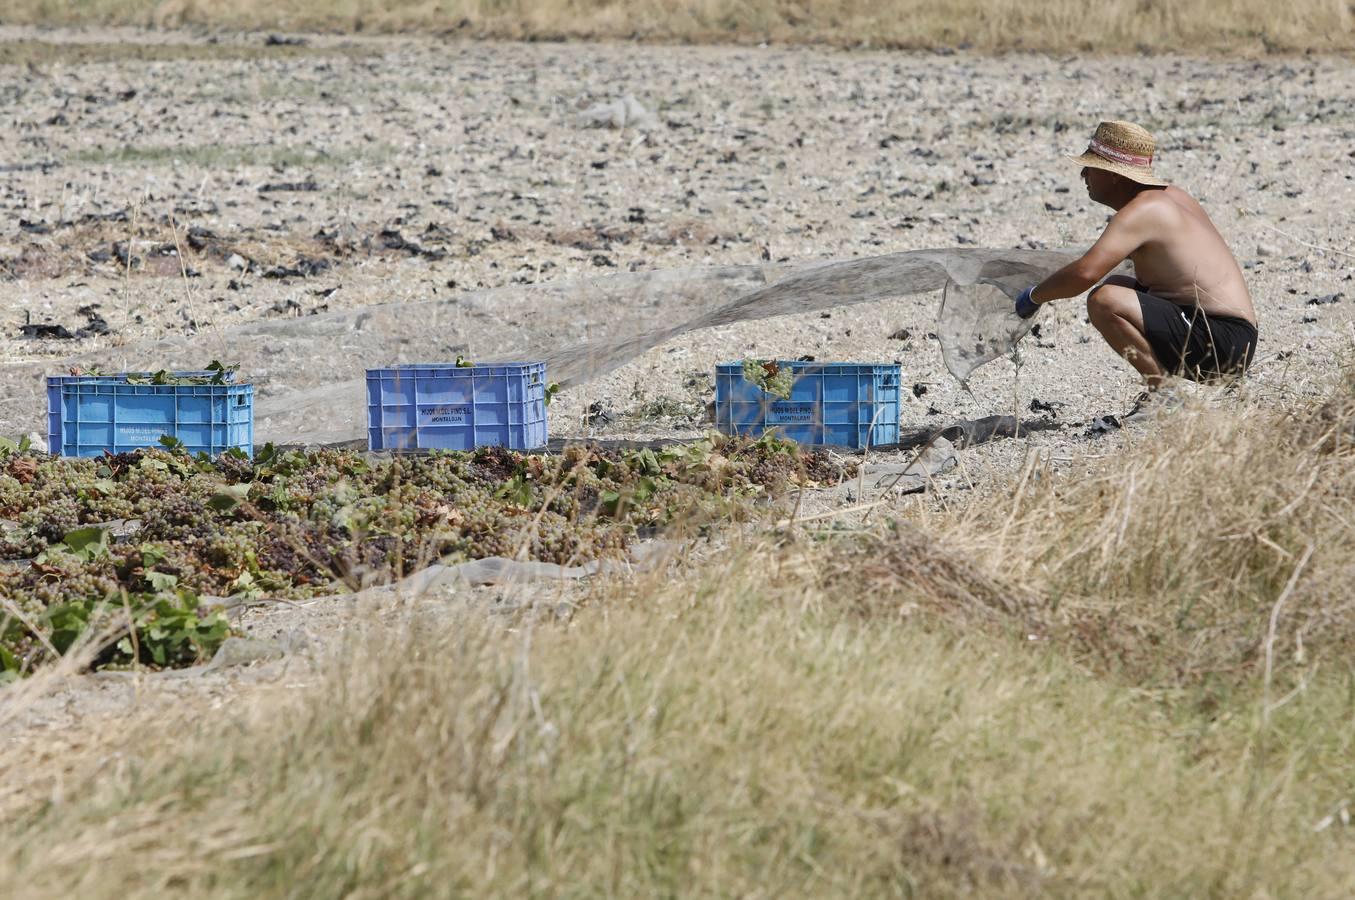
[1066,151,1168,187]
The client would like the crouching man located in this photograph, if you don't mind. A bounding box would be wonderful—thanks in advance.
[1015,120,1257,407]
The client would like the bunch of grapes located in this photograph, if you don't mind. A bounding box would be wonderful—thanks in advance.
[0,530,41,559]
[203,523,263,571]
[214,452,254,484]
[139,490,215,541]
[526,510,625,565]
[0,473,27,515]
[11,552,126,606]
[253,517,339,587]
[407,455,474,496]
[23,494,81,544]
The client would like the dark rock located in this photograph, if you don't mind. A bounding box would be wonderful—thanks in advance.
[1029,397,1060,415]
[20,323,75,339]
[258,181,320,193]
[112,241,136,266]
[264,257,332,279]
[185,226,220,251]
[378,229,446,259]
[1308,293,1343,305]
[78,314,112,337]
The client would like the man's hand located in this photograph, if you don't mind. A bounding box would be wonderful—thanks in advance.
[1014,286,1040,319]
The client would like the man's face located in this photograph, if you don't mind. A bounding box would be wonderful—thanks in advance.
[1081,166,1116,205]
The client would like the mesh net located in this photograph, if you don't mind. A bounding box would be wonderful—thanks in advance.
[937,280,1039,387]
[0,247,1076,445]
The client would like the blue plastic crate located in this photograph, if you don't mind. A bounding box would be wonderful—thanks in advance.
[366,363,548,451]
[714,361,901,449]
[47,372,253,458]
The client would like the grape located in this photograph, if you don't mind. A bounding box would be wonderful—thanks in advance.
[139,491,213,541]
[214,452,254,483]
[25,495,80,543]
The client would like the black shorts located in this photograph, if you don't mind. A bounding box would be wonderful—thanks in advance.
[1137,292,1257,382]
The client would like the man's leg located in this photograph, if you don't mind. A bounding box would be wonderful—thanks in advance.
[1086,282,1166,388]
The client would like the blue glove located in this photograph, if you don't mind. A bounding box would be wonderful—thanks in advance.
[1014,285,1040,319]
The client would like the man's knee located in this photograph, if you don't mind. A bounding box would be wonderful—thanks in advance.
[1086,283,1113,323]
[1086,282,1135,324]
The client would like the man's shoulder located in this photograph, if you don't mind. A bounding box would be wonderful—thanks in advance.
[1111,189,1182,227]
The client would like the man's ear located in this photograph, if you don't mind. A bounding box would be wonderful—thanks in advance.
[1111,172,1137,193]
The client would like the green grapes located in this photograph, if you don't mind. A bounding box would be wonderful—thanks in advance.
[1,436,850,673]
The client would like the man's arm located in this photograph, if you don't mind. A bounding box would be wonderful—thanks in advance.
[1030,200,1163,305]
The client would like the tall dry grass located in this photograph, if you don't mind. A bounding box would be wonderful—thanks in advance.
[4,0,1354,52]
[5,376,1355,896]
[3,548,1354,897]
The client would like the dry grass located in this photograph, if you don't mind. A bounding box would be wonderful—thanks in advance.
[5,376,1355,895]
[3,554,1354,897]
[4,0,1354,52]
[925,384,1355,685]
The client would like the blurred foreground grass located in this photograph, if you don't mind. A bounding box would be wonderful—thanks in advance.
[4,373,1355,895]
[4,0,1353,52]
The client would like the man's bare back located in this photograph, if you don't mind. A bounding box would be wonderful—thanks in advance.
[1122,186,1255,324]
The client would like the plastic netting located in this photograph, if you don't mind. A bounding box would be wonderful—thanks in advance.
[0,247,1077,445]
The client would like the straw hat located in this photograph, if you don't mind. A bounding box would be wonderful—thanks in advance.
[1067,120,1167,187]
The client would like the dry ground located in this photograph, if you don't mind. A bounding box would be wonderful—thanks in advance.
[2,27,1355,897]
[1,27,1351,451]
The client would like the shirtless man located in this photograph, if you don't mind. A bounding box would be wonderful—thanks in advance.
[1015,120,1257,394]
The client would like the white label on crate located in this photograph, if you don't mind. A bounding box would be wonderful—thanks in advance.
[118,426,170,442]
[424,405,472,425]
[767,402,817,424]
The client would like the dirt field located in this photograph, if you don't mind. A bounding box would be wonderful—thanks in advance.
[3,29,1353,461]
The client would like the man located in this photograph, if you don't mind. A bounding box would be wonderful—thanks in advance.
[1015,120,1257,405]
